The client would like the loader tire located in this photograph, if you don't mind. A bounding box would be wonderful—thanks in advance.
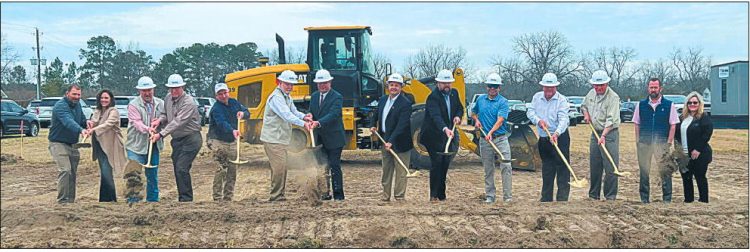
[409,106,436,170]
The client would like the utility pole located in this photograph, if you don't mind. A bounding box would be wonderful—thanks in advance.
[34,27,41,100]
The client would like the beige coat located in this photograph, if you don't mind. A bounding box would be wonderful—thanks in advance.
[91,106,127,177]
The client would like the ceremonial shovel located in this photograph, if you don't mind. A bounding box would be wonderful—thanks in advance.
[541,125,587,188]
[436,122,458,156]
[373,131,421,178]
[478,127,515,163]
[73,135,91,149]
[142,133,157,168]
[230,119,248,165]
[587,123,631,177]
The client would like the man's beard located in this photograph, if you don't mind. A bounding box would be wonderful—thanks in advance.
[441,88,450,95]
[649,92,659,99]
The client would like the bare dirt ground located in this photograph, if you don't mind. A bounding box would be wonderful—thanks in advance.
[1,124,748,248]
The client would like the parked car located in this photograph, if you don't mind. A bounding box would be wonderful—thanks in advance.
[38,97,93,128]
[1,99,40,137]
[26,99,41,116]
[564,96,585,124]
[663,94,688,114]
[194,97,206,126]
[466,93,483,125]
[620,101,638,122]
[195,97,216,125]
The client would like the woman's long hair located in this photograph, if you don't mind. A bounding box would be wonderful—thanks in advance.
[96,89,115,111]
[681,91,705,120]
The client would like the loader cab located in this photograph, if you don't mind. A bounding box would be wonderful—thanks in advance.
[305,26,380,108]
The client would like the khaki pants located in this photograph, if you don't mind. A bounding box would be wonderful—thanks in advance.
[49,142,80,203]
[207,139,237,201]
[381,149,410,200]
[264,142,288,201]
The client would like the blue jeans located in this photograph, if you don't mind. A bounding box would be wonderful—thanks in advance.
[127,148,160,202]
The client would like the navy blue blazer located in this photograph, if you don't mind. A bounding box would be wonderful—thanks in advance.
[310,89,346,149]
[419,87,464,153]
[370,93,414,153]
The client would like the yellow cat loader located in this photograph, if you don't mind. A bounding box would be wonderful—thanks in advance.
[224,26,541,171]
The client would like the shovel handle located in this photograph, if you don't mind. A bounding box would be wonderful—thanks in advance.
[373,131,410,172]
[541,126,582,182]
[309,127,316,147]
[479,127,509,161]
[443,122,458,153]
[587,123,620,173]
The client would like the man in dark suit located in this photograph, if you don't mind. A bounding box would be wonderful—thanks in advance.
[370,73,414,201]
[419,69,464,202]
[309,69,347,201]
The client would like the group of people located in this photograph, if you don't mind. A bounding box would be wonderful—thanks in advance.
[47,67,713,205]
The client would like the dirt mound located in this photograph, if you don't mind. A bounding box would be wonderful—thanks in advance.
[1,154,19,164]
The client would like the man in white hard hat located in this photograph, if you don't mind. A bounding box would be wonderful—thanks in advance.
[471,73,512,203]
[150,73,203,202]
[527,73,571,202]
[260,70,313,202]
[581,70,621,201]
[309,69,346,201]
[370,73,413,201]
[125,76,165,203]
[207,83,250,201]
[420,69,464,202]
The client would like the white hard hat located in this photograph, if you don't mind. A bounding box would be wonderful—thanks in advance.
[165,74,186,88]
[277,70,298,84]
[136,76,156,90]
[435,69,455,83]
[214,83,229,94]
[387,73,404,84]
[589,70,611,85]
[313,69,334,83]
[485,73,503,85]
[539,73,560,87]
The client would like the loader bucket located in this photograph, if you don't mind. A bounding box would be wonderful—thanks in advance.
[507,122,542,171]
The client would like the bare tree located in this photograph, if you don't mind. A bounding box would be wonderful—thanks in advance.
[670,47,711,93]
[372,52,391,81]
[635,58,678,95]
[404,44,468,79]
[401,56,419,80]
[1,33,21,83]
[264,46,307,65]
[585,47,638,88]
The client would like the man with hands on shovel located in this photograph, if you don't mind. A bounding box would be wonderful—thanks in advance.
[208,83,250,202]
[48,84,89,203]
[309,69,346,201]
[527,73,572,202]
[420,69,464,202]
[260,70,313,202]
[581,70,622,201]
[370,73,413,202]
[471,73,512,203]
[125,76,164,203]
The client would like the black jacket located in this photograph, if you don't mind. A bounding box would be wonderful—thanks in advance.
[675,112,713,159]
[310,89,346,149]
[370,93,413,153]
[419,87,464,153]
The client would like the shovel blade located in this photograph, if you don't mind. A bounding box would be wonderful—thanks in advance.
[614,171,632,177]
[569,179,589,188]
[230,160,249,164]
[436,152,456,156]
[73,143,91,149]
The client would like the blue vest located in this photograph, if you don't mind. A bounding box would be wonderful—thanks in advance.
[638,98,672,143]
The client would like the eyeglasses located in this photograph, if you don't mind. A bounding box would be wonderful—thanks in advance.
[687,101,699,105]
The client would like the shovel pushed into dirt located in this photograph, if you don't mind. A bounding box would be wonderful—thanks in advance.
[230,120,248,165]
[373,131,421,178]
[437,122,458,156]
[142,133,158,168]
[478,127,515,163]
[73,135,91,149]
[309,126,332,199]
[541,125,587,188]
[587,123,631,177]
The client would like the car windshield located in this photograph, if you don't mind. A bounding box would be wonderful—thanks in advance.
[115,97,131,106]
[85,98,97,106]
[568,97,584,104]
[197,99,212,106]
[508,100,523,106]
[29,101,41,107]
[40,98,61,106]
[664,95,687,104]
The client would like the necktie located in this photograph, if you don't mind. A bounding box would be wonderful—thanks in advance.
[319,93,324,107]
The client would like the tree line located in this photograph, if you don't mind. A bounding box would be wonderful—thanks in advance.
[2,31,712,104]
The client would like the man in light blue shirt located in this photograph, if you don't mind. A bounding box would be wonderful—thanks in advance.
[471,73,512,203]
[526,73,571,202]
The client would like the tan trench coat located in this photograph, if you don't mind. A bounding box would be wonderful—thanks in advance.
[91,106,127,177]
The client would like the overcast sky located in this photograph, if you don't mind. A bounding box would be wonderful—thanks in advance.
[2,2,748,77]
